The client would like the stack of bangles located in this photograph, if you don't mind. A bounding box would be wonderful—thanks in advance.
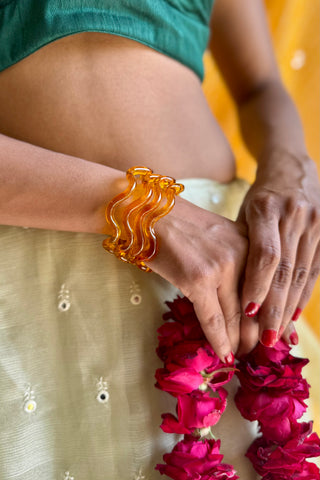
[103,166,184,272]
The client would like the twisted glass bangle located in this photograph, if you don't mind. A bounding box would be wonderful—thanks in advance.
[103,166,184,272]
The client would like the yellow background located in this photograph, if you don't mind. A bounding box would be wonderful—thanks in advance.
[202,0,320,433]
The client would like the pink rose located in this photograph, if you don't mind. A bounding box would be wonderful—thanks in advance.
[178,389,228,429]
[259,414,317,444]
[244,339,291,364]
[235,385,308,420]
[156,436,239,479]
[157,322,188,352]
[159,340,210,366]
[236,339,309,396]
[263,461,320,479]
[237,355,309,394]
[157,297,206,362]
[160,389,228,434]
[160,413,191,434]
[164,343,233,379]
[259,416,297,444]
[163,296,199,326]
[157,322,204,359]
[235,389,308,435]
[155,367,204,395]
[156,344,234,396]
[246,422,320,477]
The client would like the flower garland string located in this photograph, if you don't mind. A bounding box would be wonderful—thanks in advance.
[155,296,320,479]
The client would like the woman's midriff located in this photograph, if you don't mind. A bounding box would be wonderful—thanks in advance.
[0,32,236,182]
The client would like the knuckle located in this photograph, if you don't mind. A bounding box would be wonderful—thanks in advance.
[187,263,214,287]
[248,194,276,219]
[265,304,283,322]
[292,266,308,286]
[224,250,237,265]
[286,197,308,217]
[300,285,312,303]
[309,265,320,281]
[254,243,280,271]
[284,303,295,317]
[273,259,293,287]
[201,312,224,330]
[219,251,234,269]
[244,285,265,300]
[210,311,225,328]
[226,311,241,329]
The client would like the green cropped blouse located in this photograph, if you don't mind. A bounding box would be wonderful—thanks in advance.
[0,0,215,80]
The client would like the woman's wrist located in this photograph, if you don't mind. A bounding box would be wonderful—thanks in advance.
[255,146,316,184]
[154,194,222,241]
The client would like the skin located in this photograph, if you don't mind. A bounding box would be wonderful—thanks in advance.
[0,0,319,362]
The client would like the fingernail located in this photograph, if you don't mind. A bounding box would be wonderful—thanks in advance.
[244,302,261,318]
[224,352,235,365]
[289,332,299,345]
[261,329,278,347]
[278,325,285,339]
[292,308,302,322]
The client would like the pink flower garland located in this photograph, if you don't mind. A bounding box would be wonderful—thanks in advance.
[155,296,320,479]
[236,339,320,479]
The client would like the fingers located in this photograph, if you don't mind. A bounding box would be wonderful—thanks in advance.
[295,242,320,312]
[255,215,303,346]
[193,290,234,364]
[218,282,242,355]
[241,210,281,325]
[280,238,320,333]
[240,240,319,353]
[237,314,260,357]
[280,244,319,346]
[241,195,320,351]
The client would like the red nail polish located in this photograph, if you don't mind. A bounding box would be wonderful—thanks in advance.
[261,329,278,347]
[244,302,261,318]
[224,352,235,365]
[292,308,302,322]
[290,332,299,345]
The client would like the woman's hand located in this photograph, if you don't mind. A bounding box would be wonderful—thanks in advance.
[148,197,248,363]
[236,150,320,354]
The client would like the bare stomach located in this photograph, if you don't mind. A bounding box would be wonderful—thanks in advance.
[0,32,235,182]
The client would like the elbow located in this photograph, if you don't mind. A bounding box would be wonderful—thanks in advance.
[235,76,286,108]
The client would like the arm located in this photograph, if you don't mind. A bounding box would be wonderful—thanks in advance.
[0,132,247,362]
[209,0,320,352]
[0,132,125,234]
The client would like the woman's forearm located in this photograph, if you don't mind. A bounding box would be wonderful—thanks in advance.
[237,79,308,165]
[0,133,126,234]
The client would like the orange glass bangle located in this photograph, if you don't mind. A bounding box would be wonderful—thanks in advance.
[103,166,184,271]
